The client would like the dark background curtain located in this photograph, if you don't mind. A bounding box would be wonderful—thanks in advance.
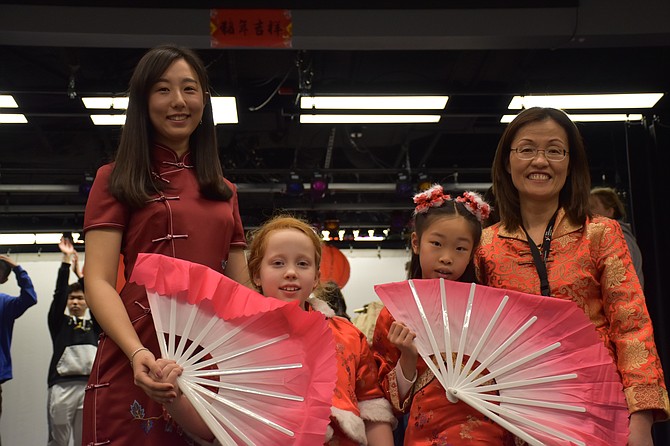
[628,117,669,443]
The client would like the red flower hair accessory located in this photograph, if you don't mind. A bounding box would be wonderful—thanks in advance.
[455,191,491,223]
[413,184,451,215]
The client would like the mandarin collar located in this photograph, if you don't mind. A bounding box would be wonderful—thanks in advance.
[497,208,583,242]
[152,143,192,164]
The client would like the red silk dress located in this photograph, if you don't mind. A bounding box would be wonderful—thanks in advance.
[475,209,670,421]
[82,144,246,446]
[307,298,396,446]
[373,307,506,445]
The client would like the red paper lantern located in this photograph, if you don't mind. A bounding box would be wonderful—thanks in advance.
[320,244,351,288]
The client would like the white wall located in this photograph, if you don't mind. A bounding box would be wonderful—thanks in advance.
[0,248,409,446]
[339,248,411,317]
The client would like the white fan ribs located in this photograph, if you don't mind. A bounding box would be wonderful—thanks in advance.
[374,278,629,446]
[131,253,337,446]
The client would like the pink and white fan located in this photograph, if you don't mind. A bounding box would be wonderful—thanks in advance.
[374,278,629,446]
[131,254,337,446]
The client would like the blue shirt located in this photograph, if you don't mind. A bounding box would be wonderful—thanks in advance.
[1,266,38,383]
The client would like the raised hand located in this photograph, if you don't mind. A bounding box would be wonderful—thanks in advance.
[58,237,76,257]
[0,254,18,268]
[389,321,419,382]
[72,251,84,278]
[388,321,417,356]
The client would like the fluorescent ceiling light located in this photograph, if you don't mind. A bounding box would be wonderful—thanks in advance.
[301,96,448,110]
[34,233,67,244]
[0,233,81,245]
[211,96,238,124]
[0,114,28,124]
[500,113,643,123]
[0,234,36,245]
[508,93,663,110]
[82,97,129,109]
[90,114,126,125]
[87,96,237,125]
[300,114,441,124]
[0,95,18,108]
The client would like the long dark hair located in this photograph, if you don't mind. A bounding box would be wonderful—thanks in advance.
[491,107,591,230]
[408,199,482,283]
[109,45,232,208]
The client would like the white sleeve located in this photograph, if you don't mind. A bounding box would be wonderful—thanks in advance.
[394,361,417,399]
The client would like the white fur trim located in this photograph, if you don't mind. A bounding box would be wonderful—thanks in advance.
[308,297,336,318]
[330,406,368,445]
[324,424,334,443]
[358,397,397,428]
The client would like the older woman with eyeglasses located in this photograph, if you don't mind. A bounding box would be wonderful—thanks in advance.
[475,107,669,446]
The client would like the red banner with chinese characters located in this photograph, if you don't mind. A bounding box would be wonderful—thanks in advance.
[210,9,292,48]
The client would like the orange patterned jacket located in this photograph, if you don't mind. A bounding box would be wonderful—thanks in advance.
[475,208,670,420]
[307,298,396,445]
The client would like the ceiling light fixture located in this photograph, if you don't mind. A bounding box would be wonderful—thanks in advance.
[0,95,19,108]
[500,114,644,123]
[210,96,238,124]
[508,93,663,110]
[300,114,441,124]
[300,95,448,110]
[395,172,414,197]
[0,232,82,245]
[90,114,126,125]
[86,96,238,125]
[0,114,28,124]
[285,172,304,196]
[310,172,328,200]
[81,97,129,109]
[354,230,385,242]
[417,172,432,192]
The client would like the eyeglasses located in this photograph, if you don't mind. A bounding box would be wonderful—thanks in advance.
[511,146,569,161]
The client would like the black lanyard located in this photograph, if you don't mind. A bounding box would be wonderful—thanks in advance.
[522,210,558,297]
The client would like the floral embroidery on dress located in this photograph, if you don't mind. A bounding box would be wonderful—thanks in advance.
[130,400,159,434]
[612,305,635,325]
[428,430,452,445]
[585,221,604,241]
[414,405,433,429]
[555,234,574,248]
[335,342,358,402]
[460,414,484,439]
[480,228,494,246]
[604,256,626,287]
[626,385,670,413]
[129,400,193,439]
[620,339,649,371]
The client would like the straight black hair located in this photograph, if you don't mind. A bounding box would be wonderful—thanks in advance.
[109,45,232,208]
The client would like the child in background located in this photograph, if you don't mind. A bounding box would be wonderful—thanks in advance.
[315,280,351,320]
[248,216,396,446]
[372,185,503,445]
